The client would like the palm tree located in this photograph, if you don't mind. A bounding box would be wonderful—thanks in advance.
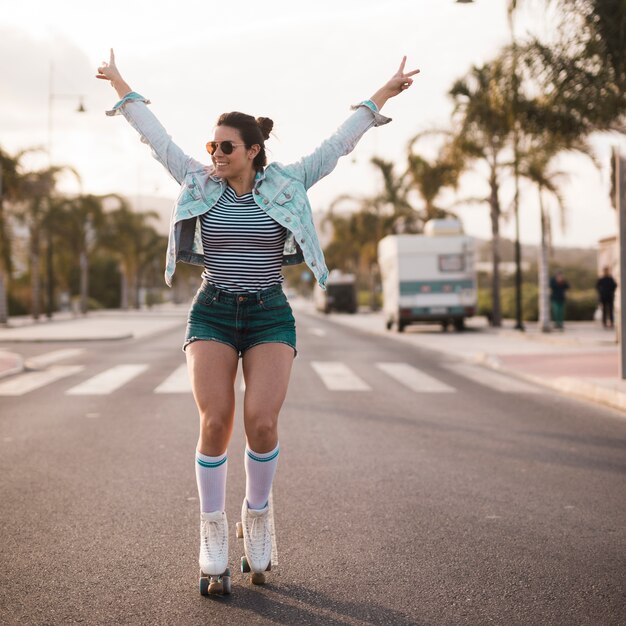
[518,127,597,330]
[0,148,21,323]
[54,194,107,313]
[405,135,462,223]
[100,203,160,309]
[522,0,625,134]
[449,57,516,326]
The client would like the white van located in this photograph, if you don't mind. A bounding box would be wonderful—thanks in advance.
[377,220,477,332]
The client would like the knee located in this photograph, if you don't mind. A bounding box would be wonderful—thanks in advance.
[245,415,278,450]
[199,412,231,445]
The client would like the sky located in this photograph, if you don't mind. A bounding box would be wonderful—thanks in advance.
[1,0,624,250]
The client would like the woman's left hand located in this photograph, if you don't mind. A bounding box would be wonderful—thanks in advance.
[370,56,420,110]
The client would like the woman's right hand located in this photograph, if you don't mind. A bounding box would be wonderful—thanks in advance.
[96,49,132,98]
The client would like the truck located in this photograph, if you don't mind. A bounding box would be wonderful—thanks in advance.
[314,269,358,314]
[377,219,477,332]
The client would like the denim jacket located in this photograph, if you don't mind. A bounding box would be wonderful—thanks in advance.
[106,92,391,289]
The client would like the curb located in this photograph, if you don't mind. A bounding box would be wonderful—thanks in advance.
[475,353,626,415]
[0,334,133,343]
[0,351,24,380]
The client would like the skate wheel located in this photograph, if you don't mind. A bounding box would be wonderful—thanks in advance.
[251,572,266,585]
[236,522,243,539]
[222,572,232,595]
[199,575,210,596]
[241,556,251,573]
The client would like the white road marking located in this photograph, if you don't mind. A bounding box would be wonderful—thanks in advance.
[154,364,191,394]
[308,328,327,337]
[0,365,84,396]
[376,362,456,393]
[446,363,543,394]
[25,349,84,368]
[310,361,371,391]
[66,364,149,395]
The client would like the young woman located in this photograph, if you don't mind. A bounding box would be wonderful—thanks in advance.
[96,49,419,594]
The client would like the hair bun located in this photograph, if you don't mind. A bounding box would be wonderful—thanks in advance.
[256,117,274,141]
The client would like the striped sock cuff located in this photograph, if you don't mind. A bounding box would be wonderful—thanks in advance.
[245,444,280,463]
[196,450,227,468]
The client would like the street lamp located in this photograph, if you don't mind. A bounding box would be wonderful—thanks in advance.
[48,62,87,166]
[46,62,87,318]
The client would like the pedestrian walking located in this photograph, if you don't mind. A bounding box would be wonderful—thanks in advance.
[549,270,570,330]
[596,266,618,328]
[96,49,419,595]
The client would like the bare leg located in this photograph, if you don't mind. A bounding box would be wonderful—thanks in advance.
[242,343,294,452]
[186,340,239,456]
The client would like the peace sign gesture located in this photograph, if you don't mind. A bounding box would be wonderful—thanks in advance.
[370,56,421,110]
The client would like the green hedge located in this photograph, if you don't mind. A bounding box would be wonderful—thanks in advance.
[478,286,598,322]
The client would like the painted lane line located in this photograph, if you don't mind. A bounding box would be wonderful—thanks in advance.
[446,362,544,394]
[0,366,85,396]
[308,328,327,337]
[376,362,456,393]
[66,364,149,395]
[310,361,371,391]
[25,349,85,368]
[154,364,191,394]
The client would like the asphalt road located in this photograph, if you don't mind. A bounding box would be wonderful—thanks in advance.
[1,309,625,625]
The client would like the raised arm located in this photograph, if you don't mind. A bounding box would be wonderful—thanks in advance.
[283,57,420,190]
[96,49,202,184]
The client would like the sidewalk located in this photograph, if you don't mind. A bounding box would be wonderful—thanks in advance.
[0,306,188,379]
[1,303,624,414]
[292,300,626,415]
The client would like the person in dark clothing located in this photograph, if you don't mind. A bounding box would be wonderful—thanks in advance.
[550,271,570,330]
[596,266,618,328]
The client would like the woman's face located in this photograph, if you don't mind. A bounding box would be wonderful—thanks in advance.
[209,125,258,180]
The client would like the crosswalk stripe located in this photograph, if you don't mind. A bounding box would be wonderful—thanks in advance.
[25,349,84,368]
[310,361,371,391]
[0,366,85,396]
[376,362,456,393]
[154,364,191,394]
[66,364,149,395]
[445,363,543,394]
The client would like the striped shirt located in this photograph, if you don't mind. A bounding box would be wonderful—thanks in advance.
[200,186,287,293]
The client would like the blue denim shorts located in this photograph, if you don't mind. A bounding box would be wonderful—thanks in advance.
[183,281,297,357]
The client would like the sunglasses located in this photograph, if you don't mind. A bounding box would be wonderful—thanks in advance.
[206,140,246,155]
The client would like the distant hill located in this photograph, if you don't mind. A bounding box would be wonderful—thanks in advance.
[476,237,597,272]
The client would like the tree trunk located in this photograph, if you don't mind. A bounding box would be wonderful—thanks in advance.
[120,264,128,310]
[79,250,88,315]
[489,173,502,327]
[30,228,41,320]
[0,269,8,324]
[538,191,551,332]
[46,228,54,319]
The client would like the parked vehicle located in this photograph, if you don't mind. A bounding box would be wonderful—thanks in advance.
[377,220,477,332]
[314,270,358,314]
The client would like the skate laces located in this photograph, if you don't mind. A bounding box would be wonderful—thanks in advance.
[246,509,270,560]
[201,515,227,559]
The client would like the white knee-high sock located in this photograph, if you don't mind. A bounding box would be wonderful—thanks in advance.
[245,444,280,510]
[195,450,227,513]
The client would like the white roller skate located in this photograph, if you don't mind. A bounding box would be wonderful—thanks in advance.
[236,499,272,585]
[198,510,231,596]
